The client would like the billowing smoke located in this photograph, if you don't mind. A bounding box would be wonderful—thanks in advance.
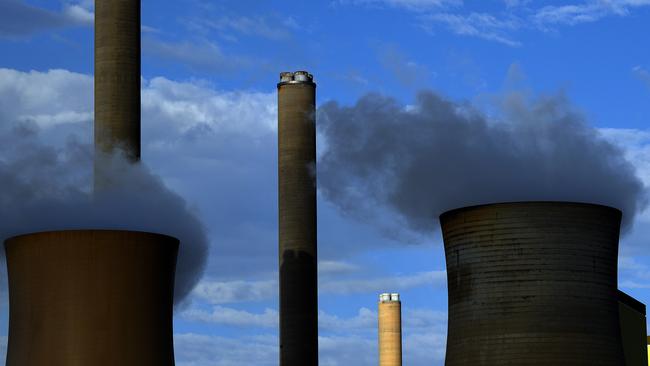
[0,121,208,305]
[318,90,646,234]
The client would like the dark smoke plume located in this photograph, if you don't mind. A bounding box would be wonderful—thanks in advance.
[0,122,208,305]
[318,90,646,234]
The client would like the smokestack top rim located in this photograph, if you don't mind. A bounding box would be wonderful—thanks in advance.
[3,229,180,245]
[439,200,622,221]
[277,70,316,88]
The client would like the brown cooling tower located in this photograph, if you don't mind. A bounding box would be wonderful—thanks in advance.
[440,202,625,365]
[4,230,178,366]
[94,0,141,186]
[277,71,318,366]
[378,293,402,366]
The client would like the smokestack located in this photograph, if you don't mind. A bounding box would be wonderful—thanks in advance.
[378,293,402,366]
[277,71,318,365]
[94,0,141,187]
[4,230,177,366]
[440,202,625,365]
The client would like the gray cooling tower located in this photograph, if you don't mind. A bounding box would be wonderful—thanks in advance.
[440,202,625,365]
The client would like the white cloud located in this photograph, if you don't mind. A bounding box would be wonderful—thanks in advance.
[63,4,93,25]
[320,270,447,295]
[344,0,462,11]
[0,0,92,38]
[533,0,650,28]
[182,306,279,328]
[191,269,446,305]
[633,66,650,89]
[142,38,254,73]
[0,68,93,128]
[319,260,360,275]
[191,278,278,304]
[187,15,299,41]
[174,333,278,366]
[422,12,522,46]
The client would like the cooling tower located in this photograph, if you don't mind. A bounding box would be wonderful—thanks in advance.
[378,293,402,366]
[4,230,178,366]
[440,202,625,365]
[277,71,318,366]
[94,0,141,187]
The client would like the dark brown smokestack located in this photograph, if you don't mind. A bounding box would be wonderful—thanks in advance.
[440,202,625,365]
[277,71,318,366]
[94,0,141,187]
[4,230,177,366]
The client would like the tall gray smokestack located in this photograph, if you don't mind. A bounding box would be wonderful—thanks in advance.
[94,0,141,186]
[440,202,625,365]
[277,71,318,366]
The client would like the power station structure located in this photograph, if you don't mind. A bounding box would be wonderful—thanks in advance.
[618,290,648,366]
[4,1,179,365]
[5,231,178,366]
[440,202,626,365]
[378,293,402,366]
[277,71,318,366]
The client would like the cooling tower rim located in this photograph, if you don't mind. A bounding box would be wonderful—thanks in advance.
[439,200,622,221]
[3,229,180,244]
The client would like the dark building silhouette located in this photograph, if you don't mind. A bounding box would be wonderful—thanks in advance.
[277,71,318,366]
[618,290,648,366]
[440,202,625,365]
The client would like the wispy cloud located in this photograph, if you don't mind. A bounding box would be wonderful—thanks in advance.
[187,15,299,41]
[346,0,650,46]
[633,66,650,89]
[182,306,279,328]
[191,269,446,304]
[422,12,522,46]
[320,270,447,295]
[343,0,462,11]
[0,0,92,38]
[533,0,650,28]
[142,38,254,73]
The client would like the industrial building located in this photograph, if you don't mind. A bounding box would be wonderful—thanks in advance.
[3,1,178,365]
[618,290,648,365]
[378,293,402,366]
[277,71,318,365]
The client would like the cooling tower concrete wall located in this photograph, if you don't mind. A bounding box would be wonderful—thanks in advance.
[440,202,625,365]
[378,293,402,366]
[4,230,178,366]
[277,71,318,366]
[94,0,141,187]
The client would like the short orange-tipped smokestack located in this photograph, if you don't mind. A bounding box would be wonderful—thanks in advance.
[378,293,402,366]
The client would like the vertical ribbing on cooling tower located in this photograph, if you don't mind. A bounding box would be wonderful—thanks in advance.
[94,0,141,188]
[440,202,625,365]
[277,71,318,366]
[379,293,402,366]
[4,230,178,366]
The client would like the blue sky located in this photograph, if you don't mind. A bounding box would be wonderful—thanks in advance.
[0,0,649,365]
